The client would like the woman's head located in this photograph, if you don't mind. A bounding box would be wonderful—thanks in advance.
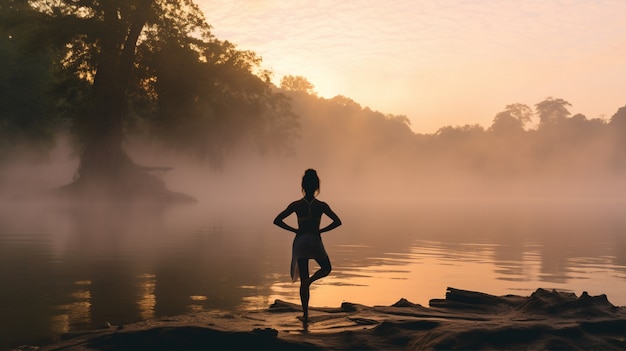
[301,169,320,196]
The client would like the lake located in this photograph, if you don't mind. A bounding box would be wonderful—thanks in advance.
[1,198,625,349]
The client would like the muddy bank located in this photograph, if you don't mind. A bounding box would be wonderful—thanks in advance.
[25,287,626,350]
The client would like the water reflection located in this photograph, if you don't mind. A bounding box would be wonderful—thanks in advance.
[0,199,625,349]
[137,274,156,320]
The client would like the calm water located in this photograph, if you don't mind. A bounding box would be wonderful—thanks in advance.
[1,199,625,349]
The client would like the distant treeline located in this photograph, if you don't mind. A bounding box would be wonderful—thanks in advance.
[279,77,626,198]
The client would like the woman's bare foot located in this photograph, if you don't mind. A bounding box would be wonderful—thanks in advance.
[296,314,309,332]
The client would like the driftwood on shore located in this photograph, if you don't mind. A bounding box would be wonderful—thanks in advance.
[33,287,626,351]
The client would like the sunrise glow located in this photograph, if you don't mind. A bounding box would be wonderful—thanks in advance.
[198,0,626,132]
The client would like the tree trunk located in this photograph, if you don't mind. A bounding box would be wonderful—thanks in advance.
[83,0,148,170]
[67,0,194,202]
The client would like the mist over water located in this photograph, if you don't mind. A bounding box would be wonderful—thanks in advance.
[1,127,626,349]
[1,99,626,351]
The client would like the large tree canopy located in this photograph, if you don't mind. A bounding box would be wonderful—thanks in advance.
[489,103,532,135]
[535,97,572,129]
[1,0,299,200]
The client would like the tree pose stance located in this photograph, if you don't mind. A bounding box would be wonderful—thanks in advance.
[273,169,342,328]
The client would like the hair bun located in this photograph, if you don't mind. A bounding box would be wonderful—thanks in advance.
[302,169,320,195]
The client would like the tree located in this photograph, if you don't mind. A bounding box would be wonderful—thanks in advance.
[329,95,361,110]
[609,105,626,169]
[609,105,626,129]
[0,31,54,159]
[489,103,532,134]
[436,124,485,140]
[148,40,299,163]
[4,0,299,200]
[0,2,59,160]
[280,75,316,95]
[535,97,571,128]
[565,113,605,133]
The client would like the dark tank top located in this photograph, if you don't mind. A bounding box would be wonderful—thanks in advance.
[297,198,321,235]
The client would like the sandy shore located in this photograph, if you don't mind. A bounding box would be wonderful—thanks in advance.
[26,287,626,350]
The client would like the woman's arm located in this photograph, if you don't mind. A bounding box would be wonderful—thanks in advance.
[273,203,299,233]
[319,203,342,234]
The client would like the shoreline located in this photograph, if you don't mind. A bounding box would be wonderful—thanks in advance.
[24,287,626,351]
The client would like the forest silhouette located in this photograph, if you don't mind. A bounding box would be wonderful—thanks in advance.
[280,86,626,200]
[1,1,625,202]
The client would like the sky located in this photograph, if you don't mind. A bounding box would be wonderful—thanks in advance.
[196,0,626,133]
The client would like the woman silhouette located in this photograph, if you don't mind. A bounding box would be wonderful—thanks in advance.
[273,169,342,326]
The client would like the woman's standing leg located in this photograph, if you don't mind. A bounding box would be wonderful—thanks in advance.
[298,258,310,325]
